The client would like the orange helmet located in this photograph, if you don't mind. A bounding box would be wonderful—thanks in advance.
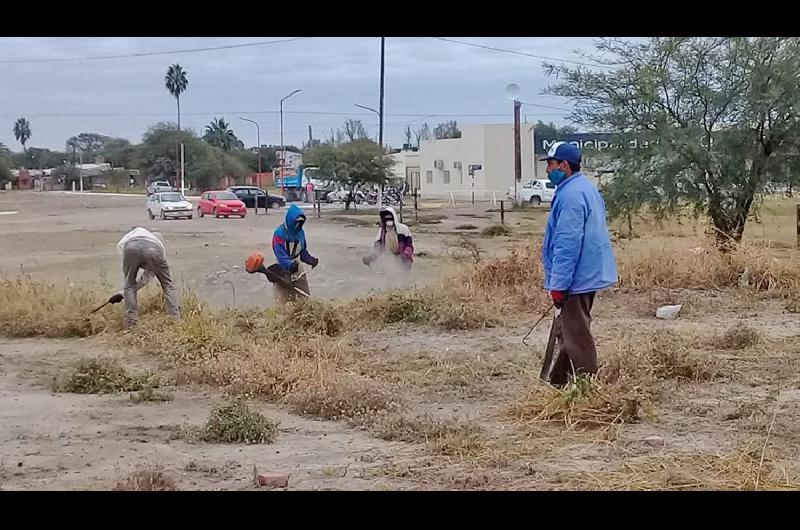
[245,252,265,274]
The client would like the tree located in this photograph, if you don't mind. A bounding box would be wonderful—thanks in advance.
[203,118,244,151]
[533,120,578,139]
[0,143,11,183]
[414,123,431,147]
[65,133,129,156]
[433,120,461,139]
[137,122,248,190]
[403,125,413,147]
[546,37,800,248]
[305,139,391,210]
[21,148,66,170]
[13,117,31,153]
[164,64,189,131]
[342,119,369,142]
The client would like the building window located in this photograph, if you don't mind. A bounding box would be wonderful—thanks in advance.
[426,170,433,184]
[443,170,450,184]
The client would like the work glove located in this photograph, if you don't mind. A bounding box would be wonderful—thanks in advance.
[550,290,568,309]
[108,293,124,304]
[308,256,319,269]
[289,261,300,274]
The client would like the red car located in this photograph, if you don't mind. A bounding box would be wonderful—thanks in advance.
[198,190,247,219]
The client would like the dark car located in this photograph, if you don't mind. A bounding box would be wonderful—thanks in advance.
[227,186,286,209]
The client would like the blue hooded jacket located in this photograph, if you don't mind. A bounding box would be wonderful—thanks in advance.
[542,172,618,294]
[272,204,316,271]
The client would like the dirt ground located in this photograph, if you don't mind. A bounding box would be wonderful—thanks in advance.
[1,190,799,490]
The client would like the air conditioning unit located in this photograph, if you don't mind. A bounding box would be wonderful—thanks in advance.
[453,161,462,169]
[434,160,444,169]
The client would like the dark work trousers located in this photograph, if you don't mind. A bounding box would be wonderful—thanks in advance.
[540,292,598,387]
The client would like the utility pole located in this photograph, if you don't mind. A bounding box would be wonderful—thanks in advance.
[379,37,385,208]
[513,99,522,207]
[280,89,302,198]
[379,37,385,153]
[240,117,262,213]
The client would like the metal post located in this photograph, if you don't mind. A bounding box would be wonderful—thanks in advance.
[180,143,185,196]
[500,200,505,225]
[279,89,302,203]
[513,100,522,207]
[240,117,261,214]
[414,189,418,223]
[379,37,385,209]
[280,99,284,198]
[797,204,800,248]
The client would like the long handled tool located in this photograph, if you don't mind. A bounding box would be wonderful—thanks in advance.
[90,293,124,314]
[245,252,310,298]
[538,306,562,382]
[522,303,554,347]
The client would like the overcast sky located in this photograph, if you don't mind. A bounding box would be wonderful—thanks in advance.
[0,37,610,152]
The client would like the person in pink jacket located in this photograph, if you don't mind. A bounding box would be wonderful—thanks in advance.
[362,207,414,270]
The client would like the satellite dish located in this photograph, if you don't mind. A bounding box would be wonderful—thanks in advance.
[505,83,521,101]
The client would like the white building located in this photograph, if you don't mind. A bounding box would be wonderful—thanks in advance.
[393,123,536,201]
[280,149,303,169]
[389,148,420,188]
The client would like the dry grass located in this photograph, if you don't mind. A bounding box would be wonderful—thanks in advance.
[481,224,513,236]
[276,299,344,337]
[0,276,110,338]
[455,224,479,231]
[371,414,485,456]
[347,288,499,330]
[129,386,174,403]
[187,401,279,444]
[113,467,178,491]
[784,291,800,313]
[53,357,154,394]
[603,329,725,385]
[616,242,800,291]
[463,246,549,311]
[562,445,798,491]
[285,378,403,423]
[509,376,640,433]
[713,324,761,350]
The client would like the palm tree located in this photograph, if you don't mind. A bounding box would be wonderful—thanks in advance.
[203,118,243,151]
[13,117,31,152]
[164,64,188,131]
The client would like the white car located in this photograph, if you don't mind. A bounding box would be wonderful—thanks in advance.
[508,179,556,206]
[147,192,193,220]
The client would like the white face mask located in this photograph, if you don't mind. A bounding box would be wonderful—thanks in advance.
[385,220,395,228]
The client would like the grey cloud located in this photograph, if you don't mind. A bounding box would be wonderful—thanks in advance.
[0,36,613,152]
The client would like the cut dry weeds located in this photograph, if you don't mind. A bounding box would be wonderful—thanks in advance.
[185,401,279,444]
[53,357,154,394]
[113,467,178,491]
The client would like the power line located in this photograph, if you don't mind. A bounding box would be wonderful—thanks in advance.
[431,37,612,69]
[0,109,570,119]
[0,37,313,64]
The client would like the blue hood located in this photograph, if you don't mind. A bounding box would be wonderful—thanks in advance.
[283,204,306,240]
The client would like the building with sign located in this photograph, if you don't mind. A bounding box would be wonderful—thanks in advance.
[392,123,535,200]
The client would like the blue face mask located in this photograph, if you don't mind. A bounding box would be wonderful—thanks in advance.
[547,167,567,186]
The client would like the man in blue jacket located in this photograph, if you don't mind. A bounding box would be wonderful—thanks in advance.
[539,142,618,387]
[271,204,319,301]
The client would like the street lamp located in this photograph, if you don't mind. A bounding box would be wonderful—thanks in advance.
[280,89,302,194]
[354,103,386,208]
[239,117,263,214]
[505,83,522,207]
[354,103,380,142]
